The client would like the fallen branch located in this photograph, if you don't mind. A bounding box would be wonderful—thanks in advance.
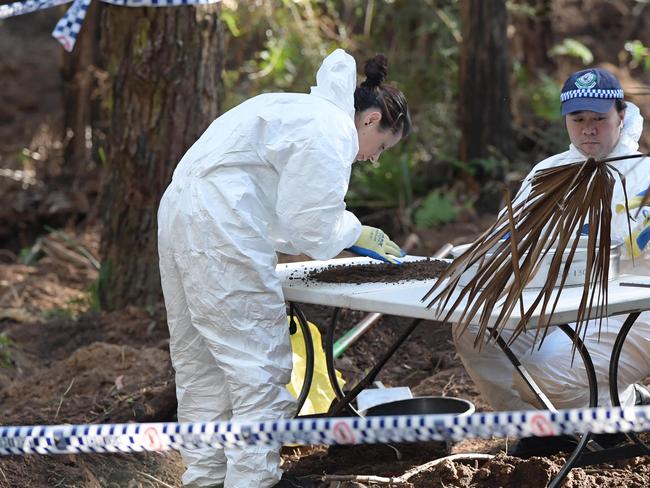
[441,374,456,396]
[316,453,495,486]
[137,471,175,488]
[44,227,100,270]
[319,473,407,485]
[54,378,76,421]
[42,237,94,270]
[400,453,494,481]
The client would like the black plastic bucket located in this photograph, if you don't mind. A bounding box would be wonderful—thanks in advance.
[364,396,474,417]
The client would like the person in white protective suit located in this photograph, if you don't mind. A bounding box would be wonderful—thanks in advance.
[157,49,411,488]
[452,68,650,454]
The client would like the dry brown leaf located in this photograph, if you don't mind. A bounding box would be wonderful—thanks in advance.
[424,153,647,348]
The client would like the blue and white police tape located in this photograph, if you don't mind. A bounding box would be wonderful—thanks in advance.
[0,0,221,52]
[2,405,650,456]
[0,0,71,18]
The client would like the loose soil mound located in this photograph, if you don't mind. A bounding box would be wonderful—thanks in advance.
[408,452,650,488]
[305,259,450,284]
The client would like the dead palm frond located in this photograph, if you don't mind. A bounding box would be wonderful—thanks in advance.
[423,153,647,348]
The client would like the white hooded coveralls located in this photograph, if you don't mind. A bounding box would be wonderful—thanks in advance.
[157,49,362,488]
[453,103,650,411]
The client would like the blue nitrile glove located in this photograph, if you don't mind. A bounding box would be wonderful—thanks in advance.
[347,225,404,264]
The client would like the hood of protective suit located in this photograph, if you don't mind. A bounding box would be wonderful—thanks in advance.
[309,48,357,120]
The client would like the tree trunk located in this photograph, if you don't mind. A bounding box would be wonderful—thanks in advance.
[458,0,513,165]
[98,6,223,311]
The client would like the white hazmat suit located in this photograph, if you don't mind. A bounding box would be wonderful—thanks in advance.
[157,49,362,487]
[453,103,650,411]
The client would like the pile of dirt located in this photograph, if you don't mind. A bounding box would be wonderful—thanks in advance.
[284,442,650,487]
[302,259,450,284]
[408,452,650,488]
[0,249,181,487]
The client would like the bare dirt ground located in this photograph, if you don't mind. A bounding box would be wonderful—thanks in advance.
[2,3,650,488]
[3,222,650,488]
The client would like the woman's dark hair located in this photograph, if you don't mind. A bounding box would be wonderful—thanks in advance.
[354,54,411,138]
[615,99,627,112]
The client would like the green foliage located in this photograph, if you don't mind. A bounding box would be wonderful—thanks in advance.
[413,189,458,229]
[447,154,509,184]
[97,146,107,167]
[470,156,509,180]
[474,157,505,177]
[505,0,537,18]
[625,40,650,71]
[529,74,562,122]
[19,244,40,265]
[512,65,568,157]
[220,1,347,106]
[221,9,241,37]
[96,259,112,311]
[87,280,101,311]
[0,333,13,367]
[347,150,414,209]
[549,38,593,65]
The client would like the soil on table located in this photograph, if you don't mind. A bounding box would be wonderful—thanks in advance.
[303,259,450,284]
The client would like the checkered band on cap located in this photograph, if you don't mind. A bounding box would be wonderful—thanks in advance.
[560,88,625,102]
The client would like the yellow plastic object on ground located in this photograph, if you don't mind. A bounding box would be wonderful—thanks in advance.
[286,317,345,416]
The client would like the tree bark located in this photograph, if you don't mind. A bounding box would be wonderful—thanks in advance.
[458,0,513,165]
[98,6,223,311]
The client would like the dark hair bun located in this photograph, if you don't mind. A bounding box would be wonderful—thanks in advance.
[363,54,388,87]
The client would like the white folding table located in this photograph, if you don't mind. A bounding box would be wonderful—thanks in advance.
[277,256,650,487]
[279,256,650,327]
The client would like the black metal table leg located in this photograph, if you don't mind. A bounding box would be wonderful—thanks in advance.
[325,308,360,410]
[288,303,315,416]
[491,325,599,488]
[608,312,650,454]
[548,324,600,488]
[609,312,640,406]
[325,308,423,417]
[490,328,560,412]
[325,307,345,401]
